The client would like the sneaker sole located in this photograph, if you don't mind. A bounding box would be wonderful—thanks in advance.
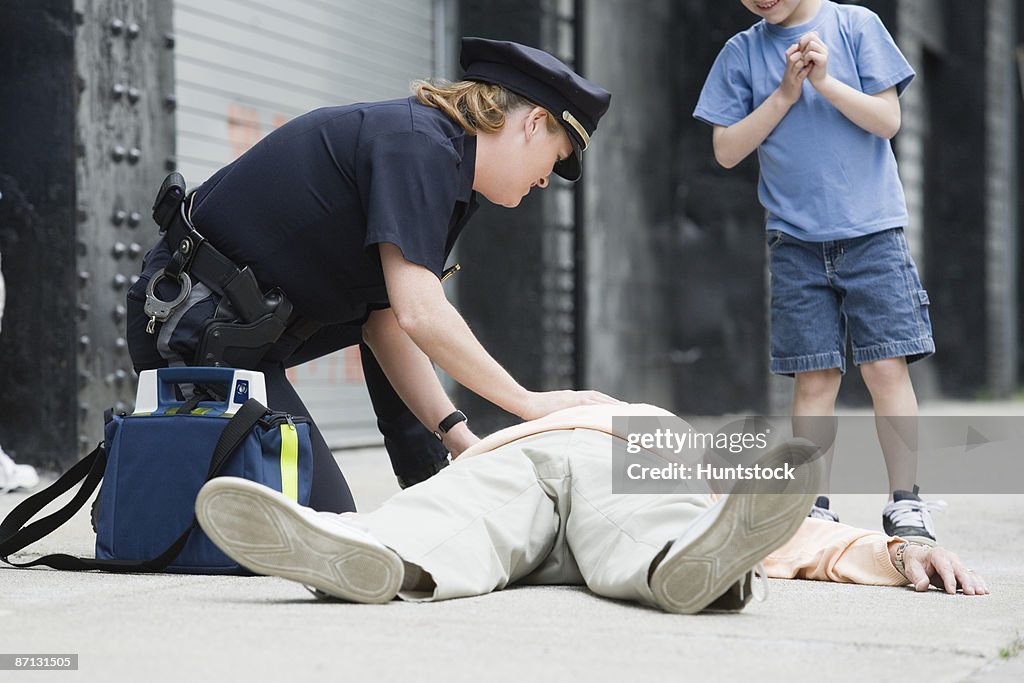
[650,439,820,614]
[195,478,403,603]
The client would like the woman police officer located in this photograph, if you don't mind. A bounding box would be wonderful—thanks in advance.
[126,38,616,512]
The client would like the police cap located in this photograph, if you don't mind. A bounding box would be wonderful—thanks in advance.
[460,37,612,182]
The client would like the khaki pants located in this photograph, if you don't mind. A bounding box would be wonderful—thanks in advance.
[359,429,713,605]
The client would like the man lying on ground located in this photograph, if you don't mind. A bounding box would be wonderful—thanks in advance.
[195,403,988,614]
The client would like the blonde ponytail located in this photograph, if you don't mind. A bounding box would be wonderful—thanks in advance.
[412,79,559,135]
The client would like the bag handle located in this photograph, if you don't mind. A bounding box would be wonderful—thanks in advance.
[0,398,269,572]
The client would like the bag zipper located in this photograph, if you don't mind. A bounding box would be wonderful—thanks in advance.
[259,412,309,428]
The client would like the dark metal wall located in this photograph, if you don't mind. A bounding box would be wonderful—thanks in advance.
[1019,4,1024,389]
[0,1,79,470]
[669,1,773,413]
[0,0,174,469]
[982,0,1019,398]
[74,0,176,446]
[922,3,993,398]
[583,1,770,414]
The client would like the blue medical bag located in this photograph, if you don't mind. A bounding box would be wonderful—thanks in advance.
[1,367,313,574]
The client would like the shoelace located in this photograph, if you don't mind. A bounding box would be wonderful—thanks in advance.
[886,498,948,536]
[737,562,769,604]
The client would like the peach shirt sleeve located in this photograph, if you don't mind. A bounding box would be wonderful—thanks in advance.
[764,517,908,586]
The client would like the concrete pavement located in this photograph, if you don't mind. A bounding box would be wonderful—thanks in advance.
[1,406,1022,683]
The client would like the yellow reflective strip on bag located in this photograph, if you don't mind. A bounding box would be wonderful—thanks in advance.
[280,423,298,501]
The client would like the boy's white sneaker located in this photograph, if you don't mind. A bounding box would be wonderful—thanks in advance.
[882,485,945,546]
[808,495,840,523]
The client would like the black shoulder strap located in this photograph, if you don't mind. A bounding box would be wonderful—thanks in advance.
[0,398,268,572]
[0,443,107,564]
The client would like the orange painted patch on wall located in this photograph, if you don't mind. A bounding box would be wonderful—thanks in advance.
[227,104,262,158]
[344,346,364,383]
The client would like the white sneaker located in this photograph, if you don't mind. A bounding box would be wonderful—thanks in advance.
[808,496,840,523]
[882,485,946,545]
[0,446,39,494]
[649,439,821,614]
[195,477,404,603]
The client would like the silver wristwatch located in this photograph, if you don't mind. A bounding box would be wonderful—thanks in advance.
[892,540,928,579]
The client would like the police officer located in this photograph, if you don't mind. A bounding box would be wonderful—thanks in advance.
[127,38,616,513]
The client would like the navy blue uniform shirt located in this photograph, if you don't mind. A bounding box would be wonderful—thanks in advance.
[191,97,479,324]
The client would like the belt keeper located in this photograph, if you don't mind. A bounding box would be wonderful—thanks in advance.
[164,249,188,281]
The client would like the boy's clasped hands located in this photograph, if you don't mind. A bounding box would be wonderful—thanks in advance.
[780,32,830,103]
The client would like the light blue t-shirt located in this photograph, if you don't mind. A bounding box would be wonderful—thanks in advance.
[693,0,915,241]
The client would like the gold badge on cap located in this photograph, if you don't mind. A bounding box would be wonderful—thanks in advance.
[562,111,590,151]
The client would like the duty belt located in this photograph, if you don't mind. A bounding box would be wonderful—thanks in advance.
[144,193,276,333]
[143,172,321,367]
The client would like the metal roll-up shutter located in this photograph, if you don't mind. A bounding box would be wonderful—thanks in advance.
[173,0,442,447]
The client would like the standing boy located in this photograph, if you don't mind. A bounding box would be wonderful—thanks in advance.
[694,0,942,542]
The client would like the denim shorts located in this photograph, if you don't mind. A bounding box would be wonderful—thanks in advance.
[768,227,934,376]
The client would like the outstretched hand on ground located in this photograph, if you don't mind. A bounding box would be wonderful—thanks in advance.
[898,544,989,596]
